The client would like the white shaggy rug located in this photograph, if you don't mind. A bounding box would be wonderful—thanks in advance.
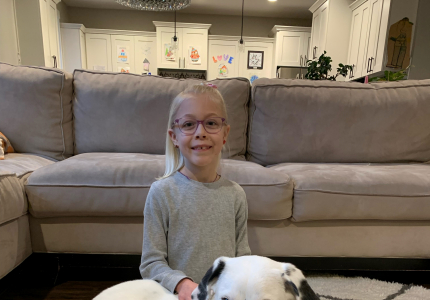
[307,275,430,300]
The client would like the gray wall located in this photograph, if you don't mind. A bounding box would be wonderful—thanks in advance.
[57,1,70,23]
[67,7,312,37]
[409,0,430,80]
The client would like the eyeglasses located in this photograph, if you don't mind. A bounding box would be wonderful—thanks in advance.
[172,117,226,135]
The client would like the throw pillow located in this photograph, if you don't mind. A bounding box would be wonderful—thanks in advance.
[0,131,14,160]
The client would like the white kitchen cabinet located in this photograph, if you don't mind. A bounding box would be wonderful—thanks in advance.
[111,35,135,73]
[208,37,240,80]
[15,0,61,67]
[308,0,354,79]
[239,38,274,83]
[154,22,211,71]
[61,23,87,73]
[86,33,112,72]
[347,0,420,80]
[134,35,157,75]
[62,25,156,74]
[269,26,311,73]
[346,0,369,80]
[207,35,273,82]
[0,0,20,65]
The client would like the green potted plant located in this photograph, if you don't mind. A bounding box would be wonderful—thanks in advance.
[305,51,353,81]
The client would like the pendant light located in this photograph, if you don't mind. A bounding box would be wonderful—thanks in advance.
[171,10,179,51]
[239,0,245,52]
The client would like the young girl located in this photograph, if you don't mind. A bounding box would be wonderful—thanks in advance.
[139,83,251,300]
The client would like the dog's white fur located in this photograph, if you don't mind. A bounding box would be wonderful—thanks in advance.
[93,256,316,300]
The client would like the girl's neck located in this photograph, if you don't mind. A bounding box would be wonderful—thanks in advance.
[178,166,219,183]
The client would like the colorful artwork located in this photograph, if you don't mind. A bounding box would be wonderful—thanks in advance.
[143,58,150,72]
[164,43,175,61]
[212,54,234,64]
[218,64,228,77]
[387,17,413,69]
[117,46,128,63]
[250,75,259,84]
[189,46,201,65]
[118,66,130,73]
[248,51,264,69]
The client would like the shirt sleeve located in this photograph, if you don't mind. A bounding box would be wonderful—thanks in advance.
[139,185,194,293]
[235,189,252,257]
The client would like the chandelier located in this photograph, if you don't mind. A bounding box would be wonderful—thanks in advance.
[115,0,191,11]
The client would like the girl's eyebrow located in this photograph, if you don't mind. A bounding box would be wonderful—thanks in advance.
[182,113,219,118]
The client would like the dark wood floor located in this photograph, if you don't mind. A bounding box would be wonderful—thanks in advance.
[1,254,429,300]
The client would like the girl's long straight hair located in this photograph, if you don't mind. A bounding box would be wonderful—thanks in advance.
[156,83,230,181]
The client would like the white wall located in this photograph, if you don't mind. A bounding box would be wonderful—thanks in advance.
[0,0,20,65]
[67,7,312,38]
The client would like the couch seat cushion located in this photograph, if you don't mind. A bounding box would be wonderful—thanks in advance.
[25,153,292,220]
[0,153,57,224]
[269,163,430,222]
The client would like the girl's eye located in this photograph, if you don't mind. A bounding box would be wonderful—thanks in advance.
[221,298,229,300]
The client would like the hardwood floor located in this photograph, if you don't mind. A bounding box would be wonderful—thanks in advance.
[1,254,429,300]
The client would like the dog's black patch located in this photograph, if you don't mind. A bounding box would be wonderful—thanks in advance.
[284,280,299,296]
[298,279,320,300]
[196,260,226,300]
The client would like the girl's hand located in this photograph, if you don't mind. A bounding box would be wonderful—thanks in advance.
[175,278,199,300]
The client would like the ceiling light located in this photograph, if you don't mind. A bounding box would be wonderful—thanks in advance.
[116,0,191,11]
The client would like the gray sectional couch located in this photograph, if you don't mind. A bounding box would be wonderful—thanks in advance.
[1,61,430,280]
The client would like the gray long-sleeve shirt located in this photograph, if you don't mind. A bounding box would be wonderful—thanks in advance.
[139,170,251,293]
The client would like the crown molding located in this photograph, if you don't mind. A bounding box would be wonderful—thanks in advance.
[153,21,211,30]
[85,28,156,36]
[269,25,312,37]
[350,0,368,10]
[309,0,327,13]
[60,23,86,31]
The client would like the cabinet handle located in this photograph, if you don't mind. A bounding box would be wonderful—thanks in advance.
[300,55,303,67]
[183,57,186,69]
[369,57,374,72]
[366,58,370,73]
[179,58,181,69]
[52,55,57,68]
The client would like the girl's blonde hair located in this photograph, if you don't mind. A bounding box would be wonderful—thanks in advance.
[156,83,230,180]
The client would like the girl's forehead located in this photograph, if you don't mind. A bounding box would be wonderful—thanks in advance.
[176,96,224,117]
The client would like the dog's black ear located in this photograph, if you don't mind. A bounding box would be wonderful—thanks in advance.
[281,263,320,300]
[195,257,227,300]
[297,279,320,300]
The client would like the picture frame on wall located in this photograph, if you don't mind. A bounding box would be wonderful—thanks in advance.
[247,51,264,69]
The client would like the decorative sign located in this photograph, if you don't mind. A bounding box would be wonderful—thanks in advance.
[117,46,128,63]
[212,54,234,64]
[248,51,264,69]
[218,64,228,77]
[386,17,413,69]
[164,43,175,61]
[118,66,130,73]
[189,46,201,65]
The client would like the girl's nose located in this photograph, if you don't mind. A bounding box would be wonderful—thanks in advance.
[195,123,207,137]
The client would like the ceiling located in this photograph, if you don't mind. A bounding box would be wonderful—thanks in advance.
[62,0,315,19]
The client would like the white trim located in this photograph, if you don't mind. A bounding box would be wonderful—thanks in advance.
[60,23,86,31]
[208,35,273,43]
[309,0,327,13]
[269,25,312,37]
[85,28,156,36]
[152,21,211,30]
[350,0,368,11]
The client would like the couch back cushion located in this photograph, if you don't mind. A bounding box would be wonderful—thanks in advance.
[0,63,74,161]
[73,70,250,158]
[248,78,430,166]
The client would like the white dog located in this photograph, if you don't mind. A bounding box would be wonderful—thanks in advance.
[93,255,319,300]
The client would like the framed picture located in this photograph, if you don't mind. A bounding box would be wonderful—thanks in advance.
[247,51,264,69]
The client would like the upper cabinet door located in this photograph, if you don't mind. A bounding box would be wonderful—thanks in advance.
[347,1,370,80]
[86,33,112,72]
[157,27,182,69]
[46,0,59,67]
[302,32,312,64]
[310,0,328,60]
[239,41,273,82]
[208,39,239,80]
[134,35,157,75]
[182,28,208,70]
[277,31,305,67]
[111,35,135,73]
[363,0,383,75]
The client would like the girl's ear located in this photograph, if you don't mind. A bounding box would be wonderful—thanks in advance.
[168,129,178,145]
[224,124,231,141]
